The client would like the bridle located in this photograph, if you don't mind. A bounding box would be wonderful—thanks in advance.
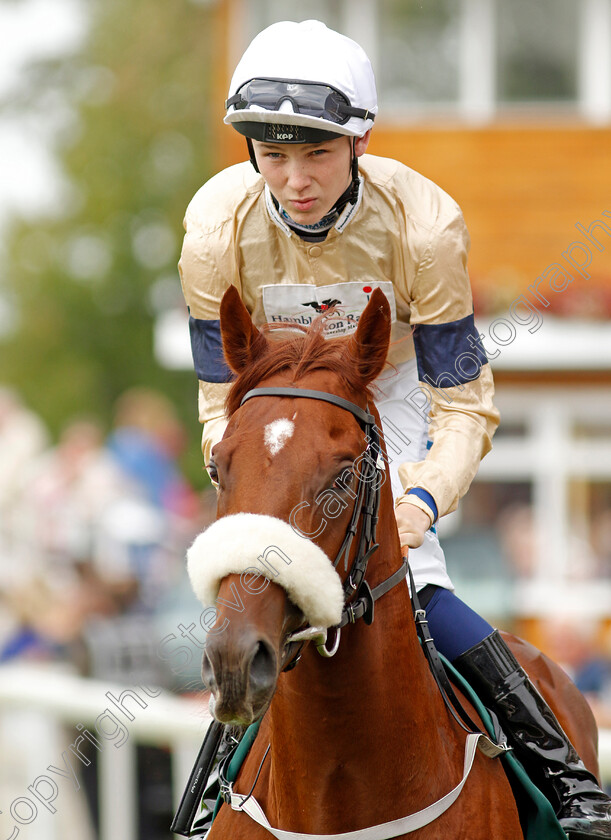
[171,385,506,839]
[239,386,409,664]
[240,390,508,751]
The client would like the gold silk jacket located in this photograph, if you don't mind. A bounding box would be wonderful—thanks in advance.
[178,154,499,523]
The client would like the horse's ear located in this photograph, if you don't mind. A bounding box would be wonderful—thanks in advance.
[347,288,392,384]
[220,285,268,374]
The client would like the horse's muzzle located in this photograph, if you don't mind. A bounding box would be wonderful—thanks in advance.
[202,631,278,726]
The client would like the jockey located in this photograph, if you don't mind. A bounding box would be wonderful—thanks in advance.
[179,19,611,838]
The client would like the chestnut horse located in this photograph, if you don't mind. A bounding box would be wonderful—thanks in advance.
[190,286,599,839]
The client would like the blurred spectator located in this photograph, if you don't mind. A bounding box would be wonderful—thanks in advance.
[15,418,126,576]
[106,387,197,519]
[0,388,49,658]
[497,503,538,580]
[89,389,205,685]
[0,387,48,581]
[498,502,601,582]
[0,388,208,686]
[0,387,49,509]
[1,417,136,664]
[540,618,611,730]
[96,388,200,613]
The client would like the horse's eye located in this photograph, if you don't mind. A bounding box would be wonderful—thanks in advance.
[332,466,355,491]
[207,460,219,485]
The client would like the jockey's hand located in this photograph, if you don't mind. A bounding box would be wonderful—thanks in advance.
[395,502,432,549]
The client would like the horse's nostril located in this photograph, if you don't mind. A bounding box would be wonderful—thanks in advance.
[249,640,277,694]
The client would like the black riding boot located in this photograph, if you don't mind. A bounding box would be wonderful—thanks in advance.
[454,630,611,840]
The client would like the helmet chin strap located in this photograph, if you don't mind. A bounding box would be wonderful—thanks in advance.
[246,137,260,173]
[349,136,360,204]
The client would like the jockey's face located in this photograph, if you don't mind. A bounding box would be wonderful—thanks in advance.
[252,131,370,226]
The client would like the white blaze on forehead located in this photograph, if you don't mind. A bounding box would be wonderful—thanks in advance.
[264,418,294,456]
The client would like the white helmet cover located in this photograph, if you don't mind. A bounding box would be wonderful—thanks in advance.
[225,20,377,138]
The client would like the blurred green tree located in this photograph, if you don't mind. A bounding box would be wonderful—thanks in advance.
[0,0,216,486]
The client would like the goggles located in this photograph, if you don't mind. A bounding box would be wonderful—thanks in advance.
[226,78,375,126]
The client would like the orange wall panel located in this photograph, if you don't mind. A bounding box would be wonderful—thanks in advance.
[368,126,611,313]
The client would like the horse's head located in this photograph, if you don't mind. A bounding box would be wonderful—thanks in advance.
[188,286,393,724]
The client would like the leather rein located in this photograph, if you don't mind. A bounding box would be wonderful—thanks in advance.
[239,386,409,665]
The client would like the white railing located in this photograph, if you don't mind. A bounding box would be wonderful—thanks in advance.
[0,662,210,840]
[0,662,609,840]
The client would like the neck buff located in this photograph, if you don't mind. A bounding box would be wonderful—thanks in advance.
[278,205,339,234]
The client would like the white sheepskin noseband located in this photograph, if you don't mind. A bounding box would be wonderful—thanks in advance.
[187,513,344,628]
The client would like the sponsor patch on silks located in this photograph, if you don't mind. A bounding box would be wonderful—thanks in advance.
[261,281,397,337]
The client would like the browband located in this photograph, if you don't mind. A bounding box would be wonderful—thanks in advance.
[240,387,375,428]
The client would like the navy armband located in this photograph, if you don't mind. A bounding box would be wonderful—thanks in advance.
[189,316,233,383]
[406,488,438,523]
[413,313,488,387]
